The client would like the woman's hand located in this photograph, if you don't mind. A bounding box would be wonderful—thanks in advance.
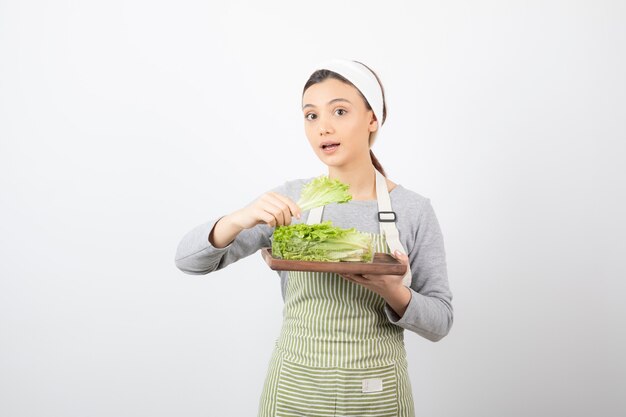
[209,191,301,249]
[339,250,412,317]
[230,191,302,230]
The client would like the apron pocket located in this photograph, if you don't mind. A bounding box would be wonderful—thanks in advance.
[275,358,399,417]
[334,363,399,417]
[275,358,339,416]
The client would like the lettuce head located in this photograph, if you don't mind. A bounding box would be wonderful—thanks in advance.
[271,221,374,262]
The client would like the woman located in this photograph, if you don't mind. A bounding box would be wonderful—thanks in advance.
[175,59,453,417]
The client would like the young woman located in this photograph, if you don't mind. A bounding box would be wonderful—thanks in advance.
[175,59,453,417]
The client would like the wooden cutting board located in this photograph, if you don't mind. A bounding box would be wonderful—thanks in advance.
[260,247,407,275]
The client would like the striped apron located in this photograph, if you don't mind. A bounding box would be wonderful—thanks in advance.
[258,231,415,417]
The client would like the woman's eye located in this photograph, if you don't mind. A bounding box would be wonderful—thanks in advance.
[305,113,317,121]
[335,109,347,116]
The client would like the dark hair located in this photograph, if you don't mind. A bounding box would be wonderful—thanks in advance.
[302,61,388,177]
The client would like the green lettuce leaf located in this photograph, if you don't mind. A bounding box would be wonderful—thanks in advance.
[297,175,352,211]
[271,221,374,262]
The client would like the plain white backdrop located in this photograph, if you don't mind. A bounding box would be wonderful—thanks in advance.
[1,1,625,416]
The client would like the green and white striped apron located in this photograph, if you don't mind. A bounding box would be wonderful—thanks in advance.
[258,231,415,417]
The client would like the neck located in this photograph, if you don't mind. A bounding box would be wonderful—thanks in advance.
[328,153,377,200]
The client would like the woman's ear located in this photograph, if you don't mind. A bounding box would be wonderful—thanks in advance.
[369,116,379,132]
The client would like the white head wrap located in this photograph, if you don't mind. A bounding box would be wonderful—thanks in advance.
[307,58,384,147]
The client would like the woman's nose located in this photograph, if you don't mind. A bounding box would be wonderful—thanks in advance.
[317,114,333,135]
[319,121,333,135]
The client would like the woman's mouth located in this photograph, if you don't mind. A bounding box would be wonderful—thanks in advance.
[321,142,340,154]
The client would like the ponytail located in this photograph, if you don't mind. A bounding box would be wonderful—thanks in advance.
[370,149,386,177]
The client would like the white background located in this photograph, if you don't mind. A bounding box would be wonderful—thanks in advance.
[1,1,625,416]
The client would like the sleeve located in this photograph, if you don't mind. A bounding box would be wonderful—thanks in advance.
[383,199,454,342]
[174,183,286,275]
[174,217,273,275]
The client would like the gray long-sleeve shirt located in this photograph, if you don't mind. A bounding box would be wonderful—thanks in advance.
[174,177,453,342]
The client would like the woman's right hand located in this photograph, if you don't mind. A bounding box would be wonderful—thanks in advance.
[230,191,302,230]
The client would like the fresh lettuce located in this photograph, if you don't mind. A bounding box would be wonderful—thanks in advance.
[297,175,352,211]
[271,221,374,262]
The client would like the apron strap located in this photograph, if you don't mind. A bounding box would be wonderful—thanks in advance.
[374,169,412,287]
[305,170,412,287]
[306,202,324,225]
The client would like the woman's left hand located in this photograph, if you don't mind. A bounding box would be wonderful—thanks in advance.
[339,250,410,299]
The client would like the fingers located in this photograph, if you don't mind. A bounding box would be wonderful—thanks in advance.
[340,273,366,283]
[259,192,302,227]
[268,192,302,220]
[257,209,277,228]
[393,250,409,264]
[270,201,287,226]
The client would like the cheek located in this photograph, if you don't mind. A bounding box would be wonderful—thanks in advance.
[340,122,369,147]
[304,131,320,151]
[340,117,365,134]
[304,125,317,143]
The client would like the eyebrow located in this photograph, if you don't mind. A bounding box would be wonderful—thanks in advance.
[302,98,352,110]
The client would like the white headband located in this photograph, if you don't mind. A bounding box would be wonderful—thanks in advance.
[308,58,384,147]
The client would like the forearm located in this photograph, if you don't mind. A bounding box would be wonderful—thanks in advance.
[174,216,269,275]
[384,289,453,342]
[175,218,226,274]
[209,214,243,248]
[175,180,292,275]
[381,284,412,318]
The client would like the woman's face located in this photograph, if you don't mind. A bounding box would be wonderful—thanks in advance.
[302,78,378,166]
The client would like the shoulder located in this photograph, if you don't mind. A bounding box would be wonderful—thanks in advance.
[391,184,443,237]
[391,184,431,214]
[391,186,444,254]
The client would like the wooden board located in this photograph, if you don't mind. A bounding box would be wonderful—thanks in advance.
[261,247,407,275]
